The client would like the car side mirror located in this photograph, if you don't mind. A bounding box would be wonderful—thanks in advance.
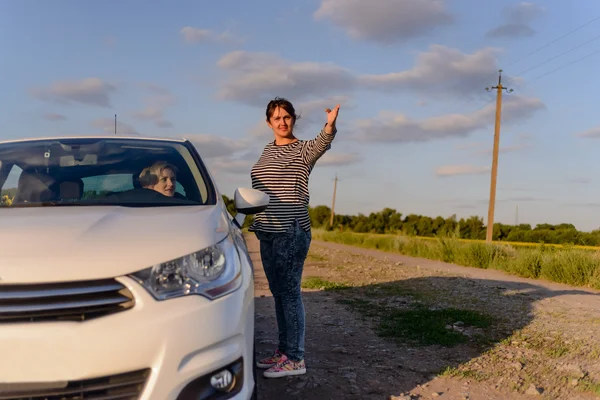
[232,188,269,228]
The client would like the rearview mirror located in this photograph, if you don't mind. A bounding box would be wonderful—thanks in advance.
[232,188,269,228]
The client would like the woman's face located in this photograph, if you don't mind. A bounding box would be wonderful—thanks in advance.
[267,106,295,139]
[152,168,176,197]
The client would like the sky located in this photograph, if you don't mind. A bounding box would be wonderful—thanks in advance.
[2,0,600,231]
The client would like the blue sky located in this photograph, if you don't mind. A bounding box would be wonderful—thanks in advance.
[2,0,600,231]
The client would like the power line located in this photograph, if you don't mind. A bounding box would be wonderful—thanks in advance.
[512,33,600,78]
[521,47,600,87]
[506,14,600,69]
[474,14,600,92]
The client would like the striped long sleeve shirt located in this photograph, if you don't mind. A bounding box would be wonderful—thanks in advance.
[249,127,337,233]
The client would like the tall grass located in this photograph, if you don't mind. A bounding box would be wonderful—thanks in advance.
[312,229,600,290]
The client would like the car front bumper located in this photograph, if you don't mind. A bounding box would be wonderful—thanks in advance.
[0,271,256,400]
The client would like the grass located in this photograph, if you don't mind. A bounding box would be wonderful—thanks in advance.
[413,234,600,250]
[377,305,493,347]
[312,229,600,290]
[440,366,489,382]
[307,253,328,262]
[580,378,600,395]
[301,276,350,291]
[306,276,495,348]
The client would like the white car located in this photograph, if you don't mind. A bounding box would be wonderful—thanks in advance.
[0,135,269,400]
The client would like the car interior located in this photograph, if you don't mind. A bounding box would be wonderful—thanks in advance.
[0,139,215,206]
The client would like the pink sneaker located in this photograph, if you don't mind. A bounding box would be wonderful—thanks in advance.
[263,354,306,378]
[256,349,284,369]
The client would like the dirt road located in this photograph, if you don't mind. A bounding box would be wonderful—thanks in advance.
[249,234,600,400]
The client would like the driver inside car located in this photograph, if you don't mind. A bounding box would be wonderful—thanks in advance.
[138,161,178,197]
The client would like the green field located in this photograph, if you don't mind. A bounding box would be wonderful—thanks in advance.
[311,229,600,290]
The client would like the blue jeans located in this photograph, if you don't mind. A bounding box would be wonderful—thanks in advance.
[255,220,311,362]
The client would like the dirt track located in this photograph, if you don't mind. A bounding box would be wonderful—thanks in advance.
[249,234,600,400]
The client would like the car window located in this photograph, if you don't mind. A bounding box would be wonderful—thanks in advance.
[81,173,187,199]
[0,164,21,206]
[0,138,214,208]
[81,174,133,199]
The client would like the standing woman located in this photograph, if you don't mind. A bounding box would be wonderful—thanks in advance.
[250,97,340,378]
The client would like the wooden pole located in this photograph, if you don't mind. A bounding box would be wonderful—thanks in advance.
[485,69,512,243]
[330,174,338,227]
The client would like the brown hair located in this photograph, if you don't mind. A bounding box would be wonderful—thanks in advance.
[265,97,300,126]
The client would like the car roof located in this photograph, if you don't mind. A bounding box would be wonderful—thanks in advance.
[0,135,188,145]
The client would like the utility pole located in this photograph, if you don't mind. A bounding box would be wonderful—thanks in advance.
[329,173,338,227]
[485,69,513,243]
[515,205,519,226]
[114,114,117,135]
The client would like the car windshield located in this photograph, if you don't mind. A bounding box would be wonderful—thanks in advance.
[0,137,216,208]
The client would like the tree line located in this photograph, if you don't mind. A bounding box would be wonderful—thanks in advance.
[309,205,600,246]
[222,196,600,246]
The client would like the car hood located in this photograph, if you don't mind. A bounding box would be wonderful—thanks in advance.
[0,205,231,284]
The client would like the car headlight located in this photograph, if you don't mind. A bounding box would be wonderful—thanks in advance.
[129,234,242,301]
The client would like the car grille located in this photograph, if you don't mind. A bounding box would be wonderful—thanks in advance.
[0,278,135,323]
[0,369,150,400]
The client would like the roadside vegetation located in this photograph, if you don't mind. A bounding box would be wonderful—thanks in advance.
[308,204,600,247]
[311,228,600,290]
[220,196,600,247]
[221,195,600,290]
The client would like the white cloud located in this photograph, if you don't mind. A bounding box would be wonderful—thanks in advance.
[318,152,362,167]
[488,24,535,38]
[133,107,163,120]
[461,134,534,155]
[486,2,545,38]
[507,2,546,22]
[208,158,254,175]
[359,45,501,99]
[296,96,353,125]
[181,27,212,43]
[184,134,247,159]
[351,95,545,143]
[216,45,503,105]
[314,0,453,44]
[435,165,490,177]
[248,120,273,140]
[180,26,243,44]
[132,84,176,128]
[576,127,600,138]
[43,113,67,121]
[91,118,137,135]
[30,78,116,107]
[216,51,356,106]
